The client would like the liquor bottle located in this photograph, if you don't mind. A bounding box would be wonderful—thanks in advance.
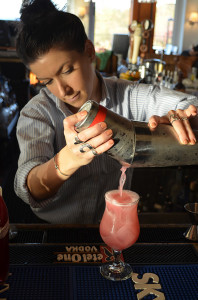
[174,71,186,93]
[138,65,147,83]
[0,186,9,285]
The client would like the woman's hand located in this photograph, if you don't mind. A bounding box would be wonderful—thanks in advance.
[63,110,114,167]
[148,104,197,145]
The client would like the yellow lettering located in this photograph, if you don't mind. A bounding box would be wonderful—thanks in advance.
[78,246,84,252]
[97,254,103,260]
[57,254,63,261]
[72,254,81,262]
[132,272,160,284]
[72,247,78,252]
[82,254,87,262]
[85,246,91,252]
[91,246,98,252]
[134,284,165,300]
[65,246,72,252]
[0,283,9,295]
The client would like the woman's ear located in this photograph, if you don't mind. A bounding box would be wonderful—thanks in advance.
[85,39,95,62]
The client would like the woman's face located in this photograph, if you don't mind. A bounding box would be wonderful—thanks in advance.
[29,41,99,113]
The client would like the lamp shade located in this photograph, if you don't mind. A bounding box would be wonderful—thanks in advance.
[189,12,198,24]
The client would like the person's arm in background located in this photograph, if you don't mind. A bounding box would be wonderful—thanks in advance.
[189,44,198,56]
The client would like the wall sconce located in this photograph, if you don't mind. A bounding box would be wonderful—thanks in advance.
[189,12,198,25]
[78,6,87,19]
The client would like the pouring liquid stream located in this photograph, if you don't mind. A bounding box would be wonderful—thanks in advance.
[119,166,127,197]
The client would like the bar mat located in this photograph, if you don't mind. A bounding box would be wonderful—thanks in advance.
[72,264,198,300]
[10,227,190,244]
[1,264,198,300]
[137,227,190,243]
[9,244,198,265]
[10,229,44,243]
[124,244,198,265]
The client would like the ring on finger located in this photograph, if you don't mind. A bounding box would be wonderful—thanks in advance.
[74,135,83,144]
[80,143,94,153]
[91,148,99,156]
[169,114,180,124]
[180,117,188,121]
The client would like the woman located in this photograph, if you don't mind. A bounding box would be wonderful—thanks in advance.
[14,0,198,224]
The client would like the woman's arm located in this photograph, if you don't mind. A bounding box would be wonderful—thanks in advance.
[27,110,114,200]
[148,104,198,144]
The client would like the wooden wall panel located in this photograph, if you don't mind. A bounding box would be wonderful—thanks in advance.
[130,0,156,55]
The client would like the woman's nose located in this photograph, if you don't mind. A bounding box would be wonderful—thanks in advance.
[56,79,69,98]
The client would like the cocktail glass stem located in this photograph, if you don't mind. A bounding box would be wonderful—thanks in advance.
[100,249,133,281]
[109,250,124,273]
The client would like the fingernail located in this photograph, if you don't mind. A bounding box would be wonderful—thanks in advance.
[100,122,107,129]
[190,138,196,145]
[109,139,114,145]
[106,129,112,136]
[182,139,188,144]
[150,122,156,128]
[80,110,87,116]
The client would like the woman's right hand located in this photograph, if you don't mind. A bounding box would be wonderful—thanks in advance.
[62,110,114,168]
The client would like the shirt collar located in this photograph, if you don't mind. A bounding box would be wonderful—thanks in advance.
[96,71,111,106]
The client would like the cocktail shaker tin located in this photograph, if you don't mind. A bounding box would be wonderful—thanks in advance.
[75,100,198,167]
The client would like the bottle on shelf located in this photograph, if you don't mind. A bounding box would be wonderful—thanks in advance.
[160,69,166,87]
[174,70,186,92]
[138,65,147,83]
[0,186,9,285]
[164,70,170,88]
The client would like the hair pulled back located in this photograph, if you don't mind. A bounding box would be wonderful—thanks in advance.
[16,0,88,65]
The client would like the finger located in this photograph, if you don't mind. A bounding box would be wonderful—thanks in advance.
[148,115,169,129]
[180,117,196,144]
[76,122,108,142]
[183,104,197,118]
[167,110,189,144]
[176,109,196,144]
[94,139,114,155]
[64,110,87,131]
[75,138,114,158]
[86,128,113,149]
[63,110,87,142]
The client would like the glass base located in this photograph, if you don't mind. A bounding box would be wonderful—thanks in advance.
[100,262,133,281]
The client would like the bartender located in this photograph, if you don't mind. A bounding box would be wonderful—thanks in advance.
[14,0,198,224]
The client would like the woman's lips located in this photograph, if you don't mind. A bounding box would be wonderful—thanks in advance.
[66,92,80,102]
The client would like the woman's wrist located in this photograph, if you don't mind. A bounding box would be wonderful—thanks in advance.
[54,147,80,179]
[53,154,69,177]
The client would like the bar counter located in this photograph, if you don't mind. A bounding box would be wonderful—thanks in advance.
[1,213,198,300]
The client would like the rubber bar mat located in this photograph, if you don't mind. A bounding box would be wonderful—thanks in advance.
[10,227,191,244]
[1,264,198,300]
[9,244,198,265]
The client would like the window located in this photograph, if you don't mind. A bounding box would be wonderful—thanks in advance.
[94,0,131,51]
[153,0,176,51]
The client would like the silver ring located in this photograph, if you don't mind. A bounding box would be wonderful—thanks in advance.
[74,135,83,144]
[181,117,188,121]
[91,148,99,156]
[80,143,94,153]
[169,114,180,124]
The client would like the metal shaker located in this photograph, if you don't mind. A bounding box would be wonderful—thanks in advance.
[75,100,198,167]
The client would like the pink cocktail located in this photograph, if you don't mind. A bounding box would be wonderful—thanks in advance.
[100,189,140,281]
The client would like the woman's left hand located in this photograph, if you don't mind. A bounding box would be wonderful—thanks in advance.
[148,104,197,145]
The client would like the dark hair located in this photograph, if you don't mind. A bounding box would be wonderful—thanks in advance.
[16,0,88,65]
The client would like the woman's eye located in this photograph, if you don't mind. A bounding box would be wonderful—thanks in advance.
[39,79,52,86]
[63,66,74,74]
